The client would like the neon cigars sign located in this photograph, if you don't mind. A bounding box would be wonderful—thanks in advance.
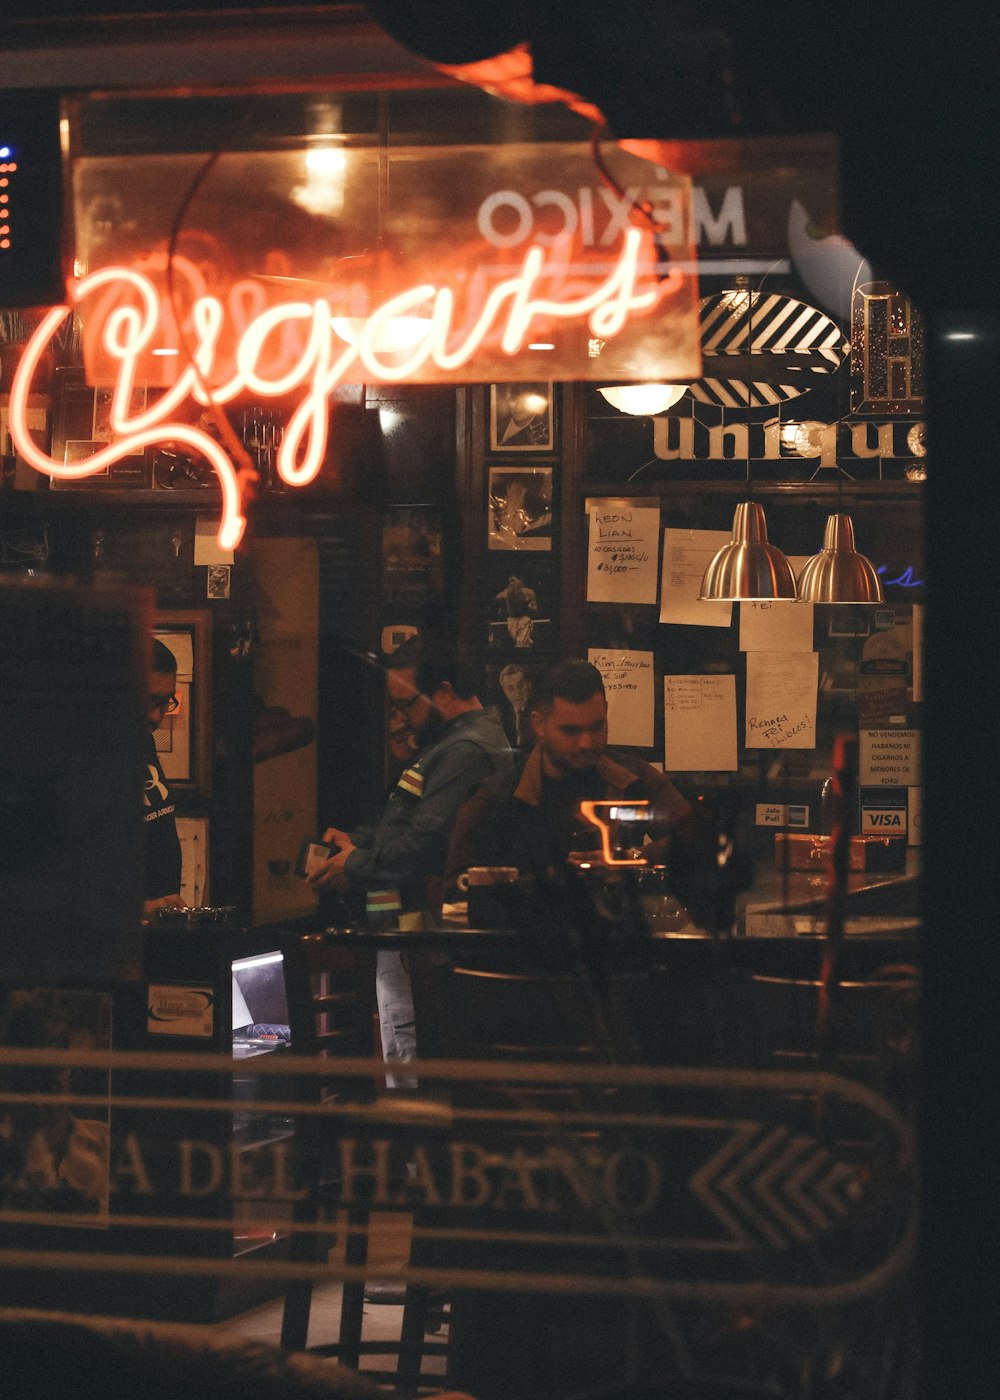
[11,230,685,549]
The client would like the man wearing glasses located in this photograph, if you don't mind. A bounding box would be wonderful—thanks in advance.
[310,642,512,1087]
[143,638,185,921]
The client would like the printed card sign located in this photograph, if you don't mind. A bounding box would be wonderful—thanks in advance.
[756,803,811,829]
[859,786,908,836]
[147,983,215,1038]
[859,729,921,787]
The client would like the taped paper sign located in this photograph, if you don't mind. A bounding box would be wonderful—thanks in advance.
[664,674,737,771]
[745,651,818,749]
[589,649,654,746]
[586,500,661,604]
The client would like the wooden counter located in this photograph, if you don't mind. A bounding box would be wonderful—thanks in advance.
[739,848,920,937]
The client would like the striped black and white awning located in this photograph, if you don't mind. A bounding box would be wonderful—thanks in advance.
[687,289,849,409]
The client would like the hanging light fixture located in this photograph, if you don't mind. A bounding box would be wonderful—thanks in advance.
[795,255,885,606]
[598,384,689,415]
[700,502,798,601]
[796,513,884,603]
[699,274,797,602]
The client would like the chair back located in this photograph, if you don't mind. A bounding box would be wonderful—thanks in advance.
[732,960,920,1104]
[284,933,376,1057]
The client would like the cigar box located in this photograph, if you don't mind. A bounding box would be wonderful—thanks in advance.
[774,832,907,873]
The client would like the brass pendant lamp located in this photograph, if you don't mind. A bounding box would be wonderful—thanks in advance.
[698,274,798,602]
[795,255,884,605]
[796,512,884,603]
[700,501,798,601]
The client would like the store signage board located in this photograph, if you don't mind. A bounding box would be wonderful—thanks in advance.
[65,141,699,386]
[10,141,699,546]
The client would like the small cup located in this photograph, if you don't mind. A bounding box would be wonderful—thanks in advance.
[456,866,519,891]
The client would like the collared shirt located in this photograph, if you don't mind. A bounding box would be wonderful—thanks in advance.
[446,745,691,887]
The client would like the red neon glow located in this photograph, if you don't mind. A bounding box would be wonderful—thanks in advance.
[10,228,676,549]
[578,800,653,866]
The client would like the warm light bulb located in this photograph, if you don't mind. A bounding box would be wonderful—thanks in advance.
[330,314,432,353]
[599,384,688,415]
[305,146,347,176]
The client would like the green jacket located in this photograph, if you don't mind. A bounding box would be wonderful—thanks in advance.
[344,707,512,914]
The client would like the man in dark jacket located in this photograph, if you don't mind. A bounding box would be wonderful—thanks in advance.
[142,638,185,922]
[310,645,512,1083]
[446,658,690,887]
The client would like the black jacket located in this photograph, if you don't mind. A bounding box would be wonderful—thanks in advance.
[446,744,690,887]
[142,734,182,900]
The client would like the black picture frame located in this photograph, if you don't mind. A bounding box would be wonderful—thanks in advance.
[488,382,556,453]
[487,466,554,551]
[153,609,212,796]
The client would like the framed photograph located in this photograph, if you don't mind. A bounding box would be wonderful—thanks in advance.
[48,368,153,489]
[489,382,556,453]
[485,557,558,657]
[153,609,212,796]
[206,564,231,599]
[382,504,445,606]
[483,658,546,751]
[827,606,873,638]
[488,466,554,551]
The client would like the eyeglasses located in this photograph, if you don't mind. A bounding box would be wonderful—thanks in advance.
[149,692,180,714]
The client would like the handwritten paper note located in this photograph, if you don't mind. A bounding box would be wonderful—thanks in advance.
[664,674,738,771]
[739,600,814,652]
[586,499,661,603]
[659,528,733,627]
[589,649,654,747]
[744,651,818,749]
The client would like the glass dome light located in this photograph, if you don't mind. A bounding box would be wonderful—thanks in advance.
[598,384,689,415]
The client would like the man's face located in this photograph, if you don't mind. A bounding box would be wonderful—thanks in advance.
[387,665,434,743]
[147,669,178,733]
[499,668,529,708]
[533,692,609,776]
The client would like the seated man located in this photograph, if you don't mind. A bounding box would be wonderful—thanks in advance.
[309,644,512,1083]
[447,658,691,886]
[143,638,187,922]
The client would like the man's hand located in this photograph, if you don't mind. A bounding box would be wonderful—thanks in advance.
[142,893,187,924]
[308,827,356,889]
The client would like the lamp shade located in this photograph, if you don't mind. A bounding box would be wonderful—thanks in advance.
[700,502,798,601]
[598,384,688,415]
[796,513,884,604]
